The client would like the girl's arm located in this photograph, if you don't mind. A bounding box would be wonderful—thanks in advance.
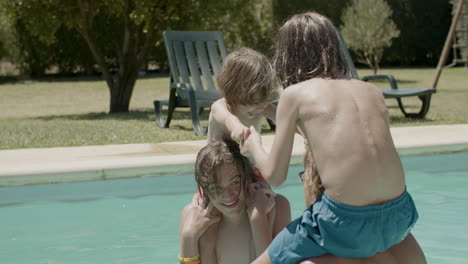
[179,195,221,263]
[247,182,276,256]
[198,223,219,264]
[242,89,299,186]
[272,194,291,236]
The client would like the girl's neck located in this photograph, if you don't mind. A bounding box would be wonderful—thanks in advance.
[222,211,248,225]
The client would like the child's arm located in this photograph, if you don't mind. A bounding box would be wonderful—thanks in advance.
[264,101,304,137]
[246,182,276,256]
[241,89,299,186]
[179,194,221,264]
[263,102,277,122]
[210,99,249,143]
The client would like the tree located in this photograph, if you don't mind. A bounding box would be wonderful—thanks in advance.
[1,0,275,113]
[341,0,400,74]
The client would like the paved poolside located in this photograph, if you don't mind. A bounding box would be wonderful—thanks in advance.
[1,124,468,186]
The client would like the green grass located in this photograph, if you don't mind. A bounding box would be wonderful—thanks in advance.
[0,67,467,150]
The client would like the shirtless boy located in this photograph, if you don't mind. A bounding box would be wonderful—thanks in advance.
[179,139,291,264]
[241,12,426,264]
[208,47,279,143]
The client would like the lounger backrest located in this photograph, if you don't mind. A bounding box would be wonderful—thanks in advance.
[335,28,360,80]
[163,31,227,98]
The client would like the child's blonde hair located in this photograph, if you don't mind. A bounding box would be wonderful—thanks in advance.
[274,12,347,88]
[217,47,279,107]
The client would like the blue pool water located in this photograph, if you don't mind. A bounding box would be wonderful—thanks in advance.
[1,151,467,264]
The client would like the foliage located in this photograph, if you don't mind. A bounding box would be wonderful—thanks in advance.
[341,0,400,74]
[272,0,351,27]
[271,0,451,66]
[0,0,274,112]
[384,0,451,65]
[452,0,468,63]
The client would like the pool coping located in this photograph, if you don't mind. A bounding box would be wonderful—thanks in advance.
[1,124,468,187]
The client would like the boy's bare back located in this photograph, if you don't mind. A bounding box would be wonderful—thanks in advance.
[287,77,405,206]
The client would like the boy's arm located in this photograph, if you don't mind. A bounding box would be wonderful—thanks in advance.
[264,101,304,136]
[242,89,299,186]
[210,99,249,143]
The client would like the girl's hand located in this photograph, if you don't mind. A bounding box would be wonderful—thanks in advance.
[180,194,222,241]
[246,182,276,220]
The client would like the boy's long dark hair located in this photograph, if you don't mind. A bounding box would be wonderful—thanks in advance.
[273,12,347,88]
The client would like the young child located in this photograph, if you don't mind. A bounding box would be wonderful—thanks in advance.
[240,12,426,264]
[179,139,291,264]
[207,47,279,144]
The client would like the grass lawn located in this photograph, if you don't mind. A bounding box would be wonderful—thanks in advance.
[0,67,467,150]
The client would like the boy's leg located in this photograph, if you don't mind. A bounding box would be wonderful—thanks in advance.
[299,233,426,264]
[251,250,272,264]
[300,253,398,264]
[386,233,427,264]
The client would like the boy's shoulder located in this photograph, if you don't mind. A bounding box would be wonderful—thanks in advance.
[212,98,227,107]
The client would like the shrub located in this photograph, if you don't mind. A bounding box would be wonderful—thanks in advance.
[341,0,400,73]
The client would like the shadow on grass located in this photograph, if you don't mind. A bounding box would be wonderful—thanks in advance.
[0,76,21,84]
[0,72,170,85]
[32,108,210,123]
[389,116,435,124]
[365,78,418,85]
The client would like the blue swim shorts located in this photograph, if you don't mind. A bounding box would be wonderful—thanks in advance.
[268,189,418,264]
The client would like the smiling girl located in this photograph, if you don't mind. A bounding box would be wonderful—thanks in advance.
[178,139,290,264]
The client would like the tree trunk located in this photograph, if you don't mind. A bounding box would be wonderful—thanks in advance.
[109,69,139,113]
[76,0,158,113]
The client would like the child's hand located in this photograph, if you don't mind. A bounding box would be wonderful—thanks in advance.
[180,194,222,241]
[231,125,250,144]
[240,126,261,157]
[246,182,276,220]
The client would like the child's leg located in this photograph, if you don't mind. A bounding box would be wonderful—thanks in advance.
[386,233,427,264]
[300,253,397,264]
[251,249,273,264]
[299,233,426,264]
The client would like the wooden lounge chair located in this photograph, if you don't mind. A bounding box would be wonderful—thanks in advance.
[154,31,226,135]
[337,30,436,118]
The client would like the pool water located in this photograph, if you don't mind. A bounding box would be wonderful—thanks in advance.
[1,152,467,264]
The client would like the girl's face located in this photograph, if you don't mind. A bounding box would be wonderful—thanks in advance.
[206,163,246,216]
[235,103,268,119]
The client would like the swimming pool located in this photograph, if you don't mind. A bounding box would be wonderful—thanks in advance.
[1,151,467,264]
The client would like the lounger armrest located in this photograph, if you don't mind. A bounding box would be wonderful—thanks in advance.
[361,74,398,89]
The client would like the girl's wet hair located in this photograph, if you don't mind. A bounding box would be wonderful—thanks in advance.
[217,47,279,107]
[273,12,347,88]
[195,139,256,198]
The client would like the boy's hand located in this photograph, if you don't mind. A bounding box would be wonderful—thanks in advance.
[246,182,276,220]
[231,125,250,144]
[240,126,261,157]
[180,194,222,241]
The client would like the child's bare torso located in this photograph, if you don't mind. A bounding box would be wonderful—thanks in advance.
[294,78,405,206]
[215,218,255,264]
